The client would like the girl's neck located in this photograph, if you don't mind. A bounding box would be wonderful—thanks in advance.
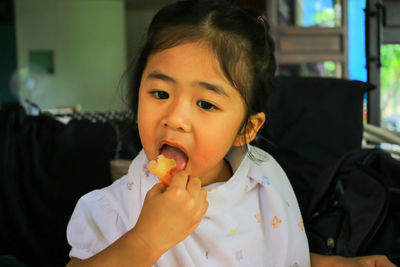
[201,158,233,187]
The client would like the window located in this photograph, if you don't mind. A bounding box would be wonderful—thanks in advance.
[267,0,348,78]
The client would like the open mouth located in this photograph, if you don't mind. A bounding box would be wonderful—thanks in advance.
[160,144,188,171]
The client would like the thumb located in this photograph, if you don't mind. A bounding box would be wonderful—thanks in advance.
[146,183,166,199]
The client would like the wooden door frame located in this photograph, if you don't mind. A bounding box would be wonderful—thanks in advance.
[366,0,400,126]
[366,0,382,126]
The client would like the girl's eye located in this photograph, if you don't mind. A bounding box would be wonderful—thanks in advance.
[197,100,218,111]
[151,90,169,99]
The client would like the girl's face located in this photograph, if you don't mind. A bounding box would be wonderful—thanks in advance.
[137,42,248,186]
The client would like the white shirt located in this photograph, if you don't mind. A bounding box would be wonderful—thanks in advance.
[67,145,310,267]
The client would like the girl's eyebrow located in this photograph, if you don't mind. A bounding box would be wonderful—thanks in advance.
[197,81,229,98]
[146,71,175,83]
[146,70,230,98]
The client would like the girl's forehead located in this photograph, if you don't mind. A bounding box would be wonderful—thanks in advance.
[144,43,228,83]
[149,42,215,64]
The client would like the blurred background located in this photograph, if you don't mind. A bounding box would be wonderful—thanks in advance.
[0,0,399,127]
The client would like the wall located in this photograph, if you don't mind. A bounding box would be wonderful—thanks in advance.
[124,0,177,63]
[125,7,157,64]
[14,0,126,111]
[0,0,18,103]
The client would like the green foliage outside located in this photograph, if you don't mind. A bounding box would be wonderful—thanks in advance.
[380,44,400,120]
[323,61,338,76]
[315,8,335,27]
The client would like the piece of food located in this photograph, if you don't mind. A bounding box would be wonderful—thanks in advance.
[147,155,177,186]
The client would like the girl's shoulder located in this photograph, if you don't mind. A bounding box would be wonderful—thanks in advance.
[67,176,132,259]
[247,145,297,198]
[247,145,287,178]
[68,151,155,231]
[71,174,132,222]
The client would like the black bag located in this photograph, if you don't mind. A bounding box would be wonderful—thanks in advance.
[305,148,400,264]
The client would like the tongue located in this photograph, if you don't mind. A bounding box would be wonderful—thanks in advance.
[161,145,188,171]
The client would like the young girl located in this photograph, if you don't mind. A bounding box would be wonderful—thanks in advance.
[66,1,395,266]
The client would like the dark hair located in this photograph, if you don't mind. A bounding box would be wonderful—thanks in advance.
[127,0,276,154]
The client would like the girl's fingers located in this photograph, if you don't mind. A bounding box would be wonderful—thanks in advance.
[146,183,166,199]
[199,192,209,217]
[165,172,208,212]
[168,170,189,189]
[199,187,207,202]
[186,176,202,198]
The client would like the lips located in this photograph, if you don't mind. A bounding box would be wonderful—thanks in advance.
[159,143,188,171]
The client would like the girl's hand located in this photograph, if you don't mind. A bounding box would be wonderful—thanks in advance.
[335,255,396,267]
[310,253,397,267]
[130,170,209,256]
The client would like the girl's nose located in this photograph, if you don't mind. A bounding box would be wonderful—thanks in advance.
[161,101,191,132]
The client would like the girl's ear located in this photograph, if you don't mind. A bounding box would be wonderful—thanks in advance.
[233,112,266,147]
